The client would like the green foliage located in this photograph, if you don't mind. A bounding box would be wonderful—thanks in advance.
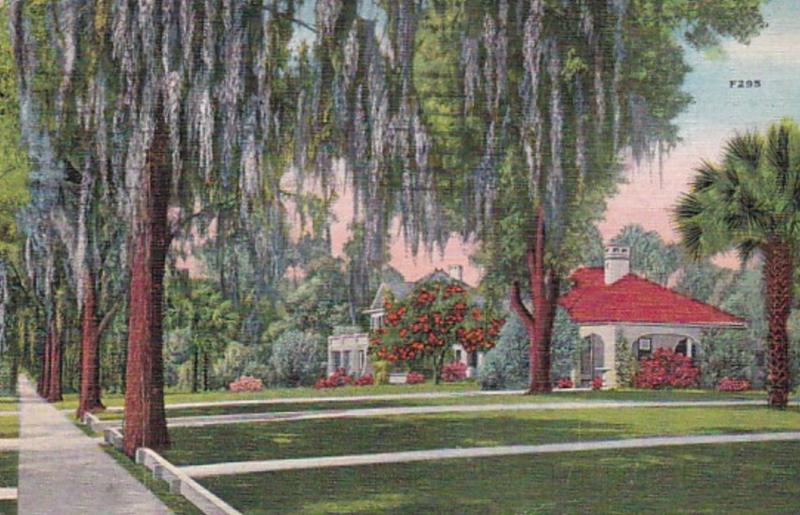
[697,329,758,388]
[267,330,325,387]
[614,332,638,388]
[371,360,391,385]
[612,225,682,285]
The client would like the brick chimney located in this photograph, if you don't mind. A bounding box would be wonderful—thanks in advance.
[604,246,630,285]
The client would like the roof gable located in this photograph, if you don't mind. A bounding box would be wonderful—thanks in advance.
[559,267,745,327]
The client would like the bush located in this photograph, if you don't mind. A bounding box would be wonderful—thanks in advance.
[267,330,325,387]
[406,371,426,384]
[634,349,700,389]
[479,313,529,390]
[372,360,391,385]
[354,373,375,386]
[591,376,603,390]
[696,329,758,388]
[441,361,468,383]
[229,375,264,392]
[718,377,751,392]
[556,377,573,389]
[614,333,637,387]
[314,368,354,389]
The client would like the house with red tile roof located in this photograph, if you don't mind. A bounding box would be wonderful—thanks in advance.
[559,246,746,388]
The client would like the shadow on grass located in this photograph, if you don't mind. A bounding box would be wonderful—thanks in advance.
[200,441,800,514]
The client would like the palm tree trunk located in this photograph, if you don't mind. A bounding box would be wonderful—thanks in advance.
[122,110,171,457]
[763,240,794,408]
[192,347,199,393]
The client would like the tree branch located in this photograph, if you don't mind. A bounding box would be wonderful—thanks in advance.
[96,299,121,339]
[169,198,237,242]
[263,5,318,34]
[509,281,534,329]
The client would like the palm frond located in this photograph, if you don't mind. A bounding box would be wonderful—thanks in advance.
[691,160,720,192]
[724,132,762,172]
[766,123,791,191]
[735,239,759,264]
[673,193,707,260]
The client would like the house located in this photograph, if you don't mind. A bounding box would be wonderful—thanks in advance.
[559,246,746,388]
[327,265,488,378]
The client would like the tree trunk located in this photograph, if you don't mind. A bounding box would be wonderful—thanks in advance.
[46,315,62,402]
[191,347,199,393]
[203,351,209,391]
[122,111,171,457]
[39,324,50,398]
[77,275,104,418]
[509,206,558,394]
[763,240,793,408]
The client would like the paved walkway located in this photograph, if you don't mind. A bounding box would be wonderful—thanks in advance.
[95,399,775,430]
[17,376,171,515]
[180,430,800,478]
[105,389,531,412]
[0,487,17,500]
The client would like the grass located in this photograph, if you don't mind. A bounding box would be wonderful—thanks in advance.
[0,500,15,514]
[0,452,17,488]
[104,446,203,515]
[0,398,16,413]
[0,417,17,439]
[199,441,800,514]
[54,382,482,410]
[94,388,768,421]
[163,405,800,466]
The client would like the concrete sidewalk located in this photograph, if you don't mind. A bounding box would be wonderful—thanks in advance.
[180,430,800,478]
[17,376,171,515]
[102,398,772,430]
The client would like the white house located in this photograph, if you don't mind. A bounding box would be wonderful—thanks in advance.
[327,265,487,377]
[559,246,747,388]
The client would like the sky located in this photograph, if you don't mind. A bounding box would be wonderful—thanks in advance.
[363,0,800,285]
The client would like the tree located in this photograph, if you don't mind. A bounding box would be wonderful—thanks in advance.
[611,225,681,285]
[369,279,502,383]
[412,0,766,393]
[674,120,800,408]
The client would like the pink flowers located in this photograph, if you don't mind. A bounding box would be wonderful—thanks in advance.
[591,376,603,390]
[634,349,699,389]
[718,377,751,392]
[441,361,468,382]
[406,371,426,384]
[229,375,264,392]
[556,377,574,389]
[315,369,375,389]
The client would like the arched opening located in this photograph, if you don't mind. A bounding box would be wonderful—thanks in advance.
[631,334,696,361]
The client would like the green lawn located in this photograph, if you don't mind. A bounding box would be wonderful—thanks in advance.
[0,398,16,413]
[95,389,768,421]
[0,452,17,488]
[56,382,482,411]
[199,442,800,514]
[0,417,17,439]
[163,406,800,466]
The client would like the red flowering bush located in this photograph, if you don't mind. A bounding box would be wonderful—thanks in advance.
[718,377,751,392]
[441,361,468,382]
[406,371,426,384]
[369,279,503,382]
[634,349,700,389]
[314,368,354,389]
[591,376,604,390]
[229,375,264,392]
[354,374,375,386]
[556,377,574,389]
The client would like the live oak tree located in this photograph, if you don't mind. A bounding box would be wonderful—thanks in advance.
[674,120,800,408]
[413,0,767,392]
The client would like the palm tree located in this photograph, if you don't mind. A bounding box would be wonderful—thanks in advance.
[674,120,800,408]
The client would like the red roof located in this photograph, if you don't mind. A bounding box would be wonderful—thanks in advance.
[558,268,745,327]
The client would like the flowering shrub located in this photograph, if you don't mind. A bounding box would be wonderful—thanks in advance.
[228,375,264,393]
[634,349,700,389]
[441,361,468,383]
[354,374,375,386]
[591,376,604,390]
[556,377,574,389]
[369,279,503,381]
[314,368,354,389]
[718,377,751,392]
[406,371,426,384]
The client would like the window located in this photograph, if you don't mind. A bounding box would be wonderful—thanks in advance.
[469,352,479,368]
[332,351,341,369]
[342,351,351,372]
[359,350,366,370]
[636,338,652,360]
[455,349,463,362]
